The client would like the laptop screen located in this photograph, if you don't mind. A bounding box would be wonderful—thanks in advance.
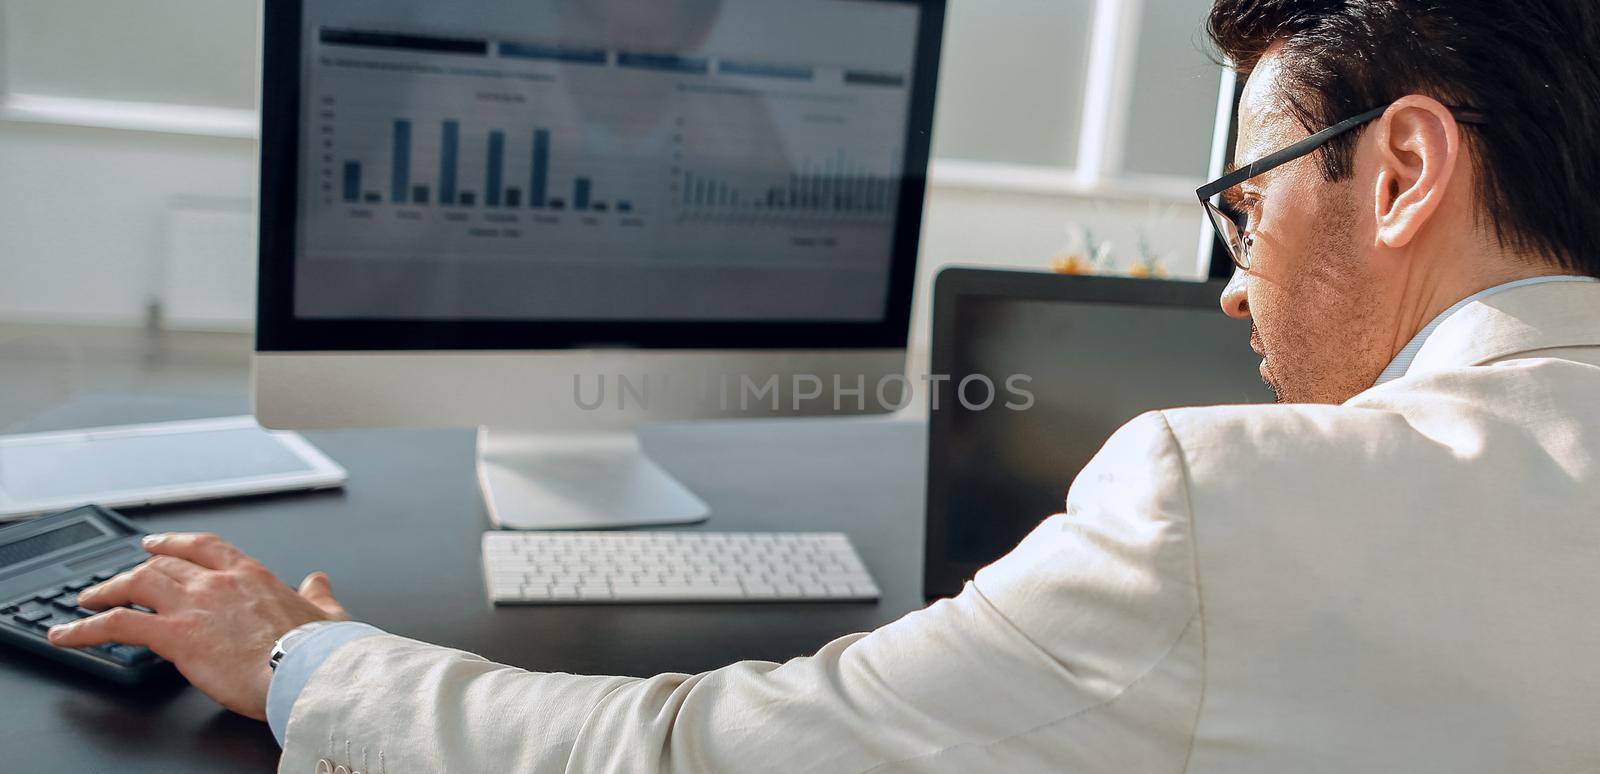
[924,272,1273,598]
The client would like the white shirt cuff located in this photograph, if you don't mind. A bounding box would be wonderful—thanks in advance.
[265,621,385,746]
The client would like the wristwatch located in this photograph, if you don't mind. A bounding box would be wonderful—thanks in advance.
[269,620,340,672]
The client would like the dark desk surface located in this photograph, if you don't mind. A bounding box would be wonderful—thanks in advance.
[0,407,928,772]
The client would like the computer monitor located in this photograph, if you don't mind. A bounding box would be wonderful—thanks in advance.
[254,0,946,529]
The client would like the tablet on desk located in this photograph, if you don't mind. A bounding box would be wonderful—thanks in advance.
[0,416,347,520]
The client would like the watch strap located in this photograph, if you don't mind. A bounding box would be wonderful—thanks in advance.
[269,620,339,671]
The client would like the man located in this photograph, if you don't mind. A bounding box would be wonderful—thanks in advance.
[47,0,1600,770]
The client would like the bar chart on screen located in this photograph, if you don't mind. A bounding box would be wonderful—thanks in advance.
[331,114,640,217]
[297,20,916,274]
[674,150,901,224]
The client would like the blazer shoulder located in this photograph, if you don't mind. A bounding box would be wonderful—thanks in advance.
[1156,401,1407,454]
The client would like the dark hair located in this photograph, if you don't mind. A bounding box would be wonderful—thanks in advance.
[1207,0,1600,275]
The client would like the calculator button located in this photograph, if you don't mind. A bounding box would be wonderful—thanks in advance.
[13,609,51,625]
[51,597,81,613]
[37,612,77,630]
[32,587,65,604]
[97,646,132,664]
[62,577,96,592]
[0,606,15,616]
[91,571,117,583]
[102,644,151,665]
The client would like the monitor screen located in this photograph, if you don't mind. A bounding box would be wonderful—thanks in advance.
[924,273,1274,598]
[263,0,937,343]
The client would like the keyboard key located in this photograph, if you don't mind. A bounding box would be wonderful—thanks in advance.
[32,587,65,604]
[742,584,779,599]
[610,585,746,602]
[62,577,96,592]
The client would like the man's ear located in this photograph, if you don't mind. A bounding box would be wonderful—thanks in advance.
[1370,95,1463,249]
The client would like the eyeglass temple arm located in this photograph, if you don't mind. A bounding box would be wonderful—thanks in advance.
[1196,105,1488,202]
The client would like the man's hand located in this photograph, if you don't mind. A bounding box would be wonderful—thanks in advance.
[46,532,348,721]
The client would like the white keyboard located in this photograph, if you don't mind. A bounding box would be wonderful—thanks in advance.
[483,531,881,604]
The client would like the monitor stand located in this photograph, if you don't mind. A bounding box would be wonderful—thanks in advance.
[476,429,711,530]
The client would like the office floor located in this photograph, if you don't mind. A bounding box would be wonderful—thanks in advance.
[0,323,252,433]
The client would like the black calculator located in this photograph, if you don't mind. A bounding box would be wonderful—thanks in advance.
[0,505,168,683]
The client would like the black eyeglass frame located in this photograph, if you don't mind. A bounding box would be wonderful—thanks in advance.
[1197,103,1489,270]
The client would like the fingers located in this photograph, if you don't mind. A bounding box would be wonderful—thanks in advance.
[141,554,204,583]
[298,572,351,621]
[78,563,184,611]
[47,607,161,649]
[142,532,245,571]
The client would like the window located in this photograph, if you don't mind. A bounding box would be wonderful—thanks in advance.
[1121,0,1221,179]
[931,0,1224,189]
[2,0,258,109]
[932,0,1095,167]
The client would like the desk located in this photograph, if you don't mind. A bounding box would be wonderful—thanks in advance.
[0,403,928,772]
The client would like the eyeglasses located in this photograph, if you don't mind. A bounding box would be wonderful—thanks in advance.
[1197,103,1489,271]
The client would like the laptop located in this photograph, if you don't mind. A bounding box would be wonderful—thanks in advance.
[922,268,1274,599]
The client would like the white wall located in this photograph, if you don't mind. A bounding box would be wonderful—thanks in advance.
[0,121,257,325]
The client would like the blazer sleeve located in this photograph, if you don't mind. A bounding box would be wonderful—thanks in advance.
[277,412,1204,774]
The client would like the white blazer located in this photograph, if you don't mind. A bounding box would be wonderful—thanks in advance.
[280,280,1600,773]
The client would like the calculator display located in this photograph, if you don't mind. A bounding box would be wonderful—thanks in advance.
[0,521,106,569]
